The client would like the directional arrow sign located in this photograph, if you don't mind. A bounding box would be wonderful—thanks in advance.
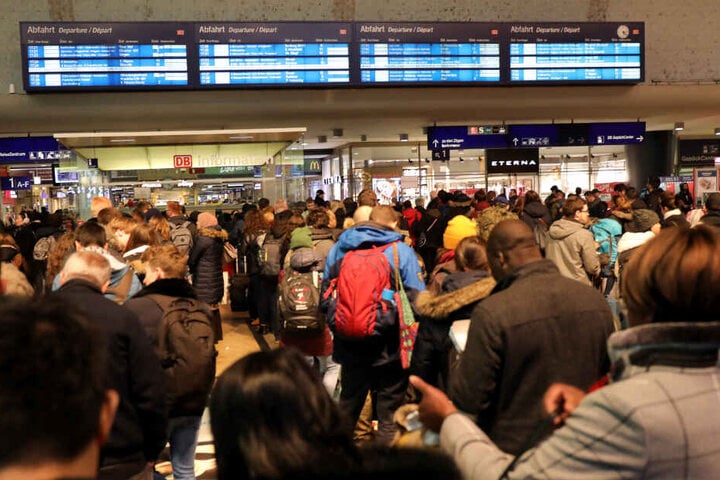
[427,126,509,149]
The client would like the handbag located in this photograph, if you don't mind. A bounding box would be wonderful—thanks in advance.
[392,243,419,369]
[222,241,238,265]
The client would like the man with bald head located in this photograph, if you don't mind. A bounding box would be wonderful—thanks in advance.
[448,220,614,455]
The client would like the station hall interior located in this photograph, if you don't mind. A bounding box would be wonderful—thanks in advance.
[1,1,720,216]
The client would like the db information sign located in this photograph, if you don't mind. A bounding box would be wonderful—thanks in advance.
[173,155,193,168]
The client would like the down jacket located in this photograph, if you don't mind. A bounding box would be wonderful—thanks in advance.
[440,321,720,479]
[410,272,496,388]
[188,226,227,305]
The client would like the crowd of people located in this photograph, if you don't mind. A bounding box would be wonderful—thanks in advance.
[1,178,719,479]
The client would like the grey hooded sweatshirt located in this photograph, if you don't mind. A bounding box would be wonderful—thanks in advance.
[545,218,600,286]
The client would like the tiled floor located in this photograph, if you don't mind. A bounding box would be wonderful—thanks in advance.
[156,304,267,479]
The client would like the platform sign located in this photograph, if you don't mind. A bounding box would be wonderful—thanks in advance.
[356,22,501,85]
[1,176,32,190]
[508,22,644,84]
[196,22,352,87]
[21,22,191,91]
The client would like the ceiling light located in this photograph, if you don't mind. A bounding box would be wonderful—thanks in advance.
[110,138,136,143]
[715,128,720,136]
[674,122,684,131]
[399,133,409,142]
[332,128,344,138]
[228,135,254,140]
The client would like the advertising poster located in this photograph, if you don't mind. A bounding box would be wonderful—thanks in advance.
[372,177,401,205]
[693,168,718,205]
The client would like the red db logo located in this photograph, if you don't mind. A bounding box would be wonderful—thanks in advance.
[173,155,193,168]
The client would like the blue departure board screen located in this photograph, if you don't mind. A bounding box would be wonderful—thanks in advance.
[19,21,644,91]
[196,22,351,86]
[21,23,190,91]
[356,23,501,85]
[508,23,644,83]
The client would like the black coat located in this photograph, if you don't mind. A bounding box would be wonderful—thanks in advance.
[124,278,212,417]
[52,279,167,472]
[410,271,495,389]
[188,226,227,305]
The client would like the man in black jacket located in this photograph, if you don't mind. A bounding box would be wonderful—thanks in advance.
[125,244,217,480]
[54,250,167,480]
[449,220,614,456]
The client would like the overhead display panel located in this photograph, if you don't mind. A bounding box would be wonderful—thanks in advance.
[508,22,644,83]
[21,22,191,91]
[19,21,644,91]
[196,22,351,86]
[355,22,501,84]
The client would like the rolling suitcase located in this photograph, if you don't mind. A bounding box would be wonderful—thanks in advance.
[230,255,250,312]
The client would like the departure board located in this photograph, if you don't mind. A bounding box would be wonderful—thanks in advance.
[509,22,644,83]
[19,21,644,91]
[356,22,501,84]
[21,22,191,91]
[196,22,351,86]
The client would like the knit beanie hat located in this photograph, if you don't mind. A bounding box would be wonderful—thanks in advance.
[629,209,660,233]
[443,215,478,250]
[197,211,218,230]
[289,226,313,250]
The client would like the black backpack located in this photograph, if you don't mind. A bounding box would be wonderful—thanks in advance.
[148,294,217,412]
[257,233,284,278]
[279,269,323,334]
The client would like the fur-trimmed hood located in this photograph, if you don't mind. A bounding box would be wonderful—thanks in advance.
[415,276,496,319]
[197,226,229,240]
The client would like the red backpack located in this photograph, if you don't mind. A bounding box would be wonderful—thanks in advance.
[326,243,397,339]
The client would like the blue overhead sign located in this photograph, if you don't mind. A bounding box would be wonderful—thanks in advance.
[428,122,645,149]
[427,125,508,149]
[1,176,33,190]
[0,136,71,164]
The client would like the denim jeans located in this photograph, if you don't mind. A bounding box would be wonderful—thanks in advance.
[168,415,202,480]
[304,355,341,398]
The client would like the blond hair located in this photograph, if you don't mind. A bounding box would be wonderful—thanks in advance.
[141,244,188,279]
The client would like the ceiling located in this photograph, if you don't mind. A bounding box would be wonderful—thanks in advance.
[2,83,720,155]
